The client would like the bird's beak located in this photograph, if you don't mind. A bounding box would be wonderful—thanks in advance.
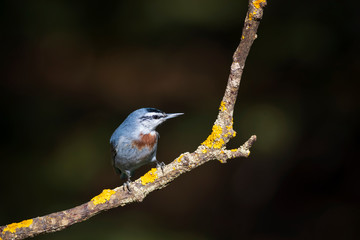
[165,113,184,119]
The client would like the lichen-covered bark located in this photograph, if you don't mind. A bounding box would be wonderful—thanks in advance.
[0,1,266,239]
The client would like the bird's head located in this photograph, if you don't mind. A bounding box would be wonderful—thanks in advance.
[131,108,183,132]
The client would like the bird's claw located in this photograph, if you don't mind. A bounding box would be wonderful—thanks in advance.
[123,180,131,192]
[156,161,165,173]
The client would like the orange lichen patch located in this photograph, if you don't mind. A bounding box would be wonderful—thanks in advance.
[213,138,225,148]
[177,154,184,162]
[3,219,33,233]
[91,189,116,205]
[202,124,224,149]
[225,131,236,138]
[224,118,236,138]
[227,118,234,129]
[249,0,265,21]
[253,0,266,9]
[225,128,236,138]
[132,133,157,150]
[141,168,158,185]
[219,101,227,112]
[231,149,238,152]
[249,12,254,21]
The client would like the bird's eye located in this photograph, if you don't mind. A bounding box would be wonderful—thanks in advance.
[153,115,161,119]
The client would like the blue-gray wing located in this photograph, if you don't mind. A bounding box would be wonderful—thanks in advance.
[110,142,122,175]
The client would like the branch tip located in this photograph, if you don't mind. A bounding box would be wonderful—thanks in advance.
[245,135,257,149]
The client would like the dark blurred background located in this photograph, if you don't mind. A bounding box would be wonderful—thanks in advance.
[1,0,359,239]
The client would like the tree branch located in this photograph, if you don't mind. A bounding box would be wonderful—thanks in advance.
[0,1,266,239]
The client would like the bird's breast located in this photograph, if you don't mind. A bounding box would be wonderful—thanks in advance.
[131,132,158,150]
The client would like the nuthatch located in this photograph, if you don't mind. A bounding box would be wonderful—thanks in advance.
[110,108,183,190]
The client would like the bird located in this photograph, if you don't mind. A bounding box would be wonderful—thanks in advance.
[110,108,183,190]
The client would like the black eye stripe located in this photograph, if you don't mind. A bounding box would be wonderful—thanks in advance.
[140,114,163,121]
[140,116,151,121]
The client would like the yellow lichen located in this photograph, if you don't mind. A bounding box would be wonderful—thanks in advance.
[91,189,116,205]
[242,35,245,40]
[202,149,207,153]
[202,124,223,148]
[140,168,158,185]
[253,0,265,9]
[3,219,33,233]
[213,138,225,149]
[219,101,227,112]
[225,120,236,138]
[177,154,184,162]
[231,149,238,152]
[249,12,253,21]
[228,118,234,129]
[218,159,226,164]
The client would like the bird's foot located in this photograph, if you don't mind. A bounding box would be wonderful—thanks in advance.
[123,180,131,192]
[156,161,165,174]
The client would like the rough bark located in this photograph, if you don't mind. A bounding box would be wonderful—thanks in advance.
[0,1,266,239]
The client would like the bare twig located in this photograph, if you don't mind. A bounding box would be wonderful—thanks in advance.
[0,1,266,239]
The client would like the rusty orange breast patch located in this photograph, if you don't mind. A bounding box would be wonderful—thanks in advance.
[132,133,157,150]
